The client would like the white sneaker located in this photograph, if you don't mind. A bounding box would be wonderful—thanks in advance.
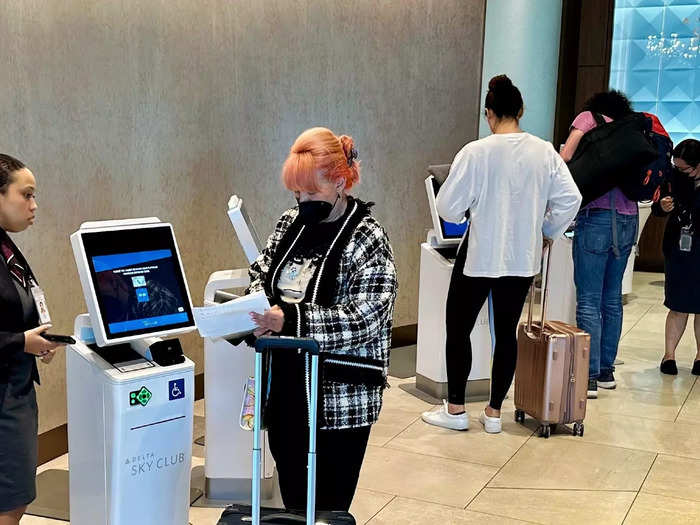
[479,410,502,434]
[421,400,469,431]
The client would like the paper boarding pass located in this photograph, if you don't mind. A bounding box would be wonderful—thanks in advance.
[193,291,270,338]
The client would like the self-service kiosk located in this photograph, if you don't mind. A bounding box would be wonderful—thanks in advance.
[66,218,196,525]
[416,165,492,400]
[202,196,275,501]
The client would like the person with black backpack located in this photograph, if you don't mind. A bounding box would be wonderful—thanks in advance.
[652,139,700,376]
[560,90,639,399]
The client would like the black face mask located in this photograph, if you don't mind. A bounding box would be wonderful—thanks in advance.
[297,195,339,225]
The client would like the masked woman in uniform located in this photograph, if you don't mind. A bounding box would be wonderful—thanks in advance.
[653,139,700,376]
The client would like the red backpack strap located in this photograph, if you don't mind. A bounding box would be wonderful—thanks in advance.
[642,112,669,138]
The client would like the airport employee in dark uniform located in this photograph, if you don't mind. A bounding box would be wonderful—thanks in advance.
[0,154,62,525]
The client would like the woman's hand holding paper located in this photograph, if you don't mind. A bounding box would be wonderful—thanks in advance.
[250,305,285,336]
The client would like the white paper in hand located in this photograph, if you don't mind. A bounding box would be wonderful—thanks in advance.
[193,291,270,339]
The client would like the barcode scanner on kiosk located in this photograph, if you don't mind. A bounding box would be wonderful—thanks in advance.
[65,217,197,525]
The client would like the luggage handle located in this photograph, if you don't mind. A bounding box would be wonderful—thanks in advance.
[254,335,320,355]
[251,336,320,525]
[525,239,553,342]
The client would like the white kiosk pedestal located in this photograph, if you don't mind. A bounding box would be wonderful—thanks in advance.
[203,270,275,501]
[416,242,492,400]
[67,328,194,525]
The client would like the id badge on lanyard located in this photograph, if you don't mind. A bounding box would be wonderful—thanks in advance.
[680,225,693,253]
[30,281,52,324]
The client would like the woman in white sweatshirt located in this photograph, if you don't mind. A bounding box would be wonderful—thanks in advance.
[422,75,582,434]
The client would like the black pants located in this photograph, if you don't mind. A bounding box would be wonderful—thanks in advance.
[267,422,370,512]
[446,241,533,409]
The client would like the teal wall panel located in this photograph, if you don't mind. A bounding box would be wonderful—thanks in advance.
[611,1,699,143]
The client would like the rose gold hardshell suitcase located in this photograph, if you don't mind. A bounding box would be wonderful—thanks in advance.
[514,245,590,438]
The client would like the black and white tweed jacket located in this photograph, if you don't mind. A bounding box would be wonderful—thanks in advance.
[248,198,397,429]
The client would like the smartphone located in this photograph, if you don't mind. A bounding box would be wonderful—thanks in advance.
[42,333,76,345]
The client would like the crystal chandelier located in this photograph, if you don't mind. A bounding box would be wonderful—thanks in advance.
[646,16,699,61]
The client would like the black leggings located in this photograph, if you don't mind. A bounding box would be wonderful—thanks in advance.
[266,352,370,512]
[267,423,370,512]
[446,242,533,409]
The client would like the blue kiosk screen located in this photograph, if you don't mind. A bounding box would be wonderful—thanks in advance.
[82,226,193,339]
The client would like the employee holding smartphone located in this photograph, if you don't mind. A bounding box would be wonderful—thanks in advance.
[0,154,62,525]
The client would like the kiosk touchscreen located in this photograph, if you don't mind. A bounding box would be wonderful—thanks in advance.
[66,218,196,525]
[72,219,195,346]
[424,165,468,249]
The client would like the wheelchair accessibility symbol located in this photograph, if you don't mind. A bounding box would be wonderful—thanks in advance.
[169,378,185,401]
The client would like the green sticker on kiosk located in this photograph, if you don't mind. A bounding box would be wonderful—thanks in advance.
[129,386,152,407]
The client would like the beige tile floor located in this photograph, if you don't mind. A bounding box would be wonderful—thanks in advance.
[22,272,700,524]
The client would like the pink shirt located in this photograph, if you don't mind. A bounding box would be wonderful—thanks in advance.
[571,111,638,215]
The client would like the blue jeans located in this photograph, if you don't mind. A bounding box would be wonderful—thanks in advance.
[573,209,637,379]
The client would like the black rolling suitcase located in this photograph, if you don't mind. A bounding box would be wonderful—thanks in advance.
[218,336,356,525]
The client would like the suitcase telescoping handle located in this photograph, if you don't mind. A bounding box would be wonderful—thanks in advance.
[525,239,553,342]
[251,336,320,525]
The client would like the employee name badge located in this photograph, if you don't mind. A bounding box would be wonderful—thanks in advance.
[680,226,693,253]
[30,284,52,324]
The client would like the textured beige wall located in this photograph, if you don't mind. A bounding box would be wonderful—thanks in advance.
[0,0,485,432]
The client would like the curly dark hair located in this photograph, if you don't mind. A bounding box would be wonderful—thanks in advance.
[672,139,700,169]
[581,90,633,120]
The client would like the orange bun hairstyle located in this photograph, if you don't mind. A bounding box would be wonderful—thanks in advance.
[282,127,360,193]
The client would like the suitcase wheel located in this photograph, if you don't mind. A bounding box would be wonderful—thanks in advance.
[514,409,525,423]
[573,422,584,437]
[538,424,552,438]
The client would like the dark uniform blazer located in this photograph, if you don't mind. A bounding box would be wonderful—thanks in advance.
[652,169,700,255]
[0,230,40,404]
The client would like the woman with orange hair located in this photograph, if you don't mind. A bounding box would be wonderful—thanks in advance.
[248,127,397,512]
